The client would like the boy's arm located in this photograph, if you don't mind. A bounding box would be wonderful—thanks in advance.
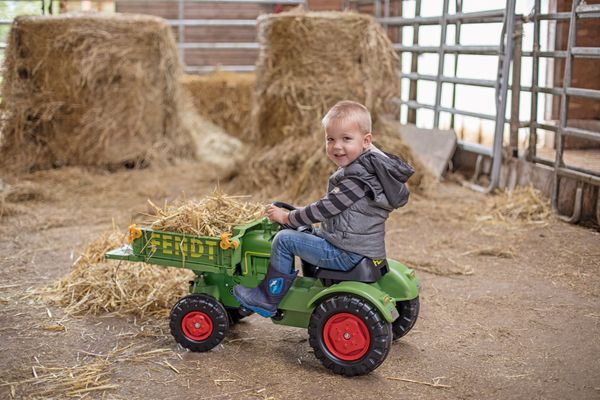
[287,177,369,228]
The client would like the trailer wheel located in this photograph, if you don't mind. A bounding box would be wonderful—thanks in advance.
[392,297,420,340]
[170,294,229,352]
[308,294,392,376]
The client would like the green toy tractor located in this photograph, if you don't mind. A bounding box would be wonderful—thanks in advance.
[106,209,420,376]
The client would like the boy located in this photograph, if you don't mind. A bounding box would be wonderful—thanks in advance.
[233,100,414,317]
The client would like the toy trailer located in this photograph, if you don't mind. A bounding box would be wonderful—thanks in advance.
[106,218,420,376]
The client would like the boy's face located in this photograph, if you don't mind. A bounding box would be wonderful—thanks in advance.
[325,119,372,167]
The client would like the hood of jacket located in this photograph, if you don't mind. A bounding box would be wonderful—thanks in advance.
[347,146,415,209]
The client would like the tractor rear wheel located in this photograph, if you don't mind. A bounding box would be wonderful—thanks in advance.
[170,294,229,352]
[392,297,420,340]
[308,294,392,376]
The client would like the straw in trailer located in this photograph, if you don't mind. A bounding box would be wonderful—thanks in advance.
[145,189,266,236]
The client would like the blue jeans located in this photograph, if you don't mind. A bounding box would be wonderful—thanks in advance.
[270,229,364,275]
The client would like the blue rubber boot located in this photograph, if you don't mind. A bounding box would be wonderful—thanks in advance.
[233,264,297,318]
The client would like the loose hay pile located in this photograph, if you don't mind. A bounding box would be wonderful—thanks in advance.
[45,229,193,318]
[4,345,175,398]
[5,358,117,398]
[44,191,265,317]
[145,190,265,236]
[479,186,553,225]
[181,72,255,140]
[184,109,247,171]
[0,13,196,172]
[232,10,425,201]
[0,180,46,218]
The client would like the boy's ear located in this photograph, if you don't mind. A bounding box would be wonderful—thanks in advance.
[363,132,373,148]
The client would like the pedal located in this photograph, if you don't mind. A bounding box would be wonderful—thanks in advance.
[238,306,254,317]
[271,310,285,321]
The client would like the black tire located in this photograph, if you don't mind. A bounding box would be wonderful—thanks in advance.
[170,294,229,352]
[308,294,392,376]
[392,297,420,341]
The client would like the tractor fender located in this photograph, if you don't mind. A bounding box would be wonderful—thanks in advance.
[308,281,396,323]
[375,259,420,301]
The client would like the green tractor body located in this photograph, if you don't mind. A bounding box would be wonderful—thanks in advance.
[106,217,420,376]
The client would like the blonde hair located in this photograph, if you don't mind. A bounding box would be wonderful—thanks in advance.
[321,100,372,134]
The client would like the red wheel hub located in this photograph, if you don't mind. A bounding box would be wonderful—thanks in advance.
[322,313,370,361]
[181,311,213,341]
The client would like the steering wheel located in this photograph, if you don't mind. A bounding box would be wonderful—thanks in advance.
[271,201,314,234]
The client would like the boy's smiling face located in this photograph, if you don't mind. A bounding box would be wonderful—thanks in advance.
[325,118,372,167]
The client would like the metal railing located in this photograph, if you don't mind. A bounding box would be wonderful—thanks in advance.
[160,0,306,73]
[378,1,518,193]
[525,0,600,222]
[373,0,599,221]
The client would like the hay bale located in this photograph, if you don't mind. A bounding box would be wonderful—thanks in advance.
[251,10,400,145]
[0,13,196,172]
[181,72,255,140]
[228,10,425,202]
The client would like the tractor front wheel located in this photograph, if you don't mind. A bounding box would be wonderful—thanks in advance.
[170,294,229,352]
[308,294,392,376]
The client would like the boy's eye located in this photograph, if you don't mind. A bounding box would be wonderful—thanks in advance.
[326,138,333,142]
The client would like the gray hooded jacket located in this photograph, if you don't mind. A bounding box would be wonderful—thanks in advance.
[316,146,414,259]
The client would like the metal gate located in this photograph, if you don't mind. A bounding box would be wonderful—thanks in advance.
[377,1,517,193]
[524,0,600,222]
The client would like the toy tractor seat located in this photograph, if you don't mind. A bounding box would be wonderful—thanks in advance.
[301,257,389,286]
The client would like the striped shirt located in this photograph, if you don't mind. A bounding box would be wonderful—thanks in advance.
[288,177,370,227]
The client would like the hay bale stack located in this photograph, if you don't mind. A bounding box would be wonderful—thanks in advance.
[0,13,196,172]
[232,10,425,201]
[181,72,255,140]
[251,10,400,145]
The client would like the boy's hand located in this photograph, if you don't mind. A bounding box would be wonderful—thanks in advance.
[266,205,290,225]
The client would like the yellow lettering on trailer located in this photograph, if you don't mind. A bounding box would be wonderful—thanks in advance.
[149,234,220,260]
[177,236,188,255]
[150,233,161,249]
[205,241,217,261]
[172,235,180,255]
[162,234,173,254]
[190,239,204,258]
